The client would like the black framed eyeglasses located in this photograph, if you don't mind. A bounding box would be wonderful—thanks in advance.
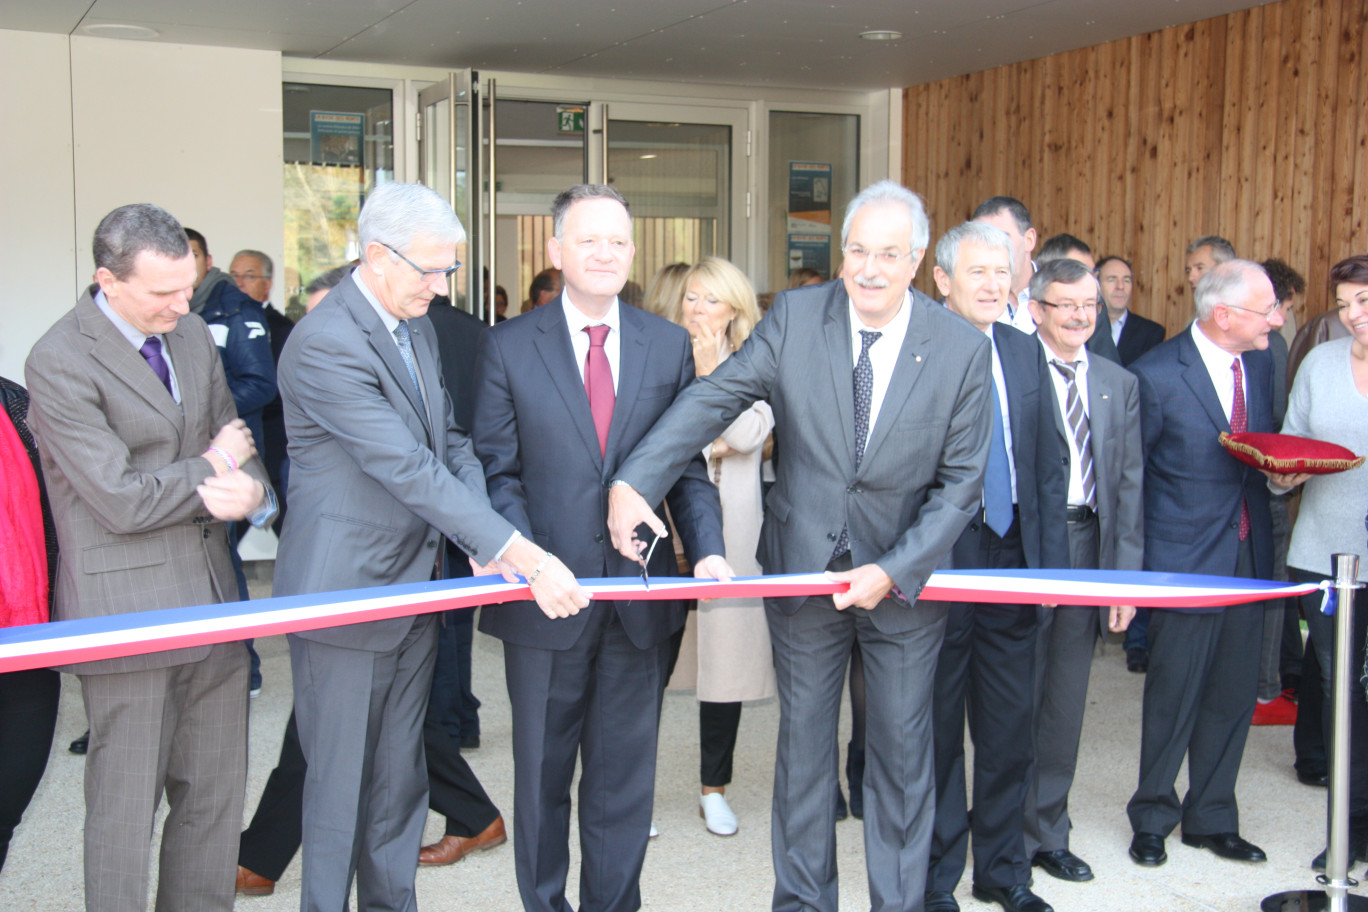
[1039,299,1098,316]
[382,242,461,278]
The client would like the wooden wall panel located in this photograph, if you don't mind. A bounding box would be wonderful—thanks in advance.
[902,0,1368,334]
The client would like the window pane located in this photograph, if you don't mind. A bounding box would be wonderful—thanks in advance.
[282,82,394,318]
[768,111,859,290]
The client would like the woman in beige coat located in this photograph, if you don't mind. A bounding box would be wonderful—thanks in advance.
[671,256,775,836]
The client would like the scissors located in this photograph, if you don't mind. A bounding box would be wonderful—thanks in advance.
[639,532,661,590]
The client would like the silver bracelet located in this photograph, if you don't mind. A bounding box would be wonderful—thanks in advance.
[527,552,554,586]
[206,446,237,473]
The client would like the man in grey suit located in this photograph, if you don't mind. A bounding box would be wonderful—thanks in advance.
[608,180,994,912]
[274,182,587,912]
[25,203,275,912]
[1021,258,1143,884]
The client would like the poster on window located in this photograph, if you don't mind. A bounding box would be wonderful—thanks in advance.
[788,161,832,234]
[787,234,832,277]
[310,112,364,166]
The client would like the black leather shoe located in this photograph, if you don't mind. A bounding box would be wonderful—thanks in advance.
[69,729,90,755]
[1181,831,1267,862]
[1310,832,1367,872]
[834,783,848,821]
[1298,769,1329,787]
[924,891,960,912]
[1032,848,1094,882]
[1129,832,1167,866]
[971,883,1052,912]
[1126,647,1149,673]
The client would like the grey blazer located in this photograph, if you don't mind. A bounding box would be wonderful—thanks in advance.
[273,273,517,652]
[25,288,267,674]
[617,280,994,631]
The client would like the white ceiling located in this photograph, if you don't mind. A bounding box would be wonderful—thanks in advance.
[4,0,1270,91]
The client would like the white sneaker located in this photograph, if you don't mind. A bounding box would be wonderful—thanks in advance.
[700,792,738,836]
[649,822,659,839]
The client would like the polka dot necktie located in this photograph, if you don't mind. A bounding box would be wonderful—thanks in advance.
[832,330,881,559]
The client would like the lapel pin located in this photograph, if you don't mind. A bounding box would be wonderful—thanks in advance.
[915,355,922,362]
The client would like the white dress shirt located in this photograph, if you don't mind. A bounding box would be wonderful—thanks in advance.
[1040,337,1092,507]
[1111,309,1128,346]
[563,292,622,394]
[847,291,912,452]
[1190,321,1246,423]
[985,325,1019,503]
[95,289,181,403]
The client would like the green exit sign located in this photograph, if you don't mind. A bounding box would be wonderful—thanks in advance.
[557,105,585,134]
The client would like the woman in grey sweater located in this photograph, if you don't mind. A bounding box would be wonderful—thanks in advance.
[1275,254,1368,871]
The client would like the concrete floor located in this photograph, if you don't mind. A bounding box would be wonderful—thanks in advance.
[2,588,1356,911]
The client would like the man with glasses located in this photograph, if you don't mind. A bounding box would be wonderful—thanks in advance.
[1023,258,1143,886]
[606,181,997,912]
[921,222,1069,912]
[1125,260,1283,869]
[274,181,588,912]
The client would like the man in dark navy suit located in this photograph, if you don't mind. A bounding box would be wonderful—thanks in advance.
[473,184,726,912]
[1125,259,1285,868]
[925,221,1069,912]
[1096,256,1165,367]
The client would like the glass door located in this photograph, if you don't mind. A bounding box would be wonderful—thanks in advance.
[418,70,482,317]
[602,103,750,294]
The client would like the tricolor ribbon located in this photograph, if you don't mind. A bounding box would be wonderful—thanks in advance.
[0,570,1318,674]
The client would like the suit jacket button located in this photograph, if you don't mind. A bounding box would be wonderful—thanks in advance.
[827,532,837,541]
[1060,456,1069,465]
[426,540,437,549]
[203,527,211,539]
[594,533,604,543]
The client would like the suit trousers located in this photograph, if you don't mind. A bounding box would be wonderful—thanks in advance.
[80,642,248,912]
[503,606,668,912]
[238,709,306,881]
[767,556,947,912]
[1127,540,1261,837]
[928,518,1038,892]
[290,615,437,912]
[1024,514,1100,857]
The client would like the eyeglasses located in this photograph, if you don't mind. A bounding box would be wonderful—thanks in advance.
[842,245,914,266]
[382,243,461,278]
[1224,300,1282,318]
[1039,299,1098,316]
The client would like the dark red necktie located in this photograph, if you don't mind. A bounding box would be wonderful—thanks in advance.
[584,325,614,456]
[1231,357,1250,541]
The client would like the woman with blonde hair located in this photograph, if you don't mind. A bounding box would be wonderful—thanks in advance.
[668,256,774,836]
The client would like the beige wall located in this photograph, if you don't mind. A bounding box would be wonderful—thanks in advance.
[0,31,283,383]
[0,30,76,384]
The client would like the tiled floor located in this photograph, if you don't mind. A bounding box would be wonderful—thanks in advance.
[3,596,1355,911]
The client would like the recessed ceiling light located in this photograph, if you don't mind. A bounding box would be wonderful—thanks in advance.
[83,23,160,40]
[639,154,657,160]
[859,29,903,41]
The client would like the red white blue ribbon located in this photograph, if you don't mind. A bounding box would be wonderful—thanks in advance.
[0,570,1318,674]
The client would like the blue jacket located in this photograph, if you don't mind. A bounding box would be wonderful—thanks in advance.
[194,270,276,445]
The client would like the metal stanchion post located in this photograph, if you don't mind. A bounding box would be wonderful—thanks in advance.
[1263,553,1368,912]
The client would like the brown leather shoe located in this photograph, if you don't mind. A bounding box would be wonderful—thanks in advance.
[236,865,275,896]
[419,815,507,866]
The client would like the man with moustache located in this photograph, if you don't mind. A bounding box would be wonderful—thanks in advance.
[924,222,1069,912]
[1022,257,1143,884]
[606,181,995,912]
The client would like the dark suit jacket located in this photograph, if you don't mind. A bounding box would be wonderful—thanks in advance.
[425,298,486,434]
[1130,327,1275,579]
[1086,307,1123,365]
[960,324,1070,570]
[472,297,724,652]
[1115,311,1166,367]
[615,281,995,629]
[274,274,518,652]
[24,289,269,673]
[259,303,295,485]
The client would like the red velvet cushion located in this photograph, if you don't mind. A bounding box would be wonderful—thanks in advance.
[1219,432,1366,475]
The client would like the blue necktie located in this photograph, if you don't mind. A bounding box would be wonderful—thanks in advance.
[393,321,426,416]
[983,380,1014,537]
